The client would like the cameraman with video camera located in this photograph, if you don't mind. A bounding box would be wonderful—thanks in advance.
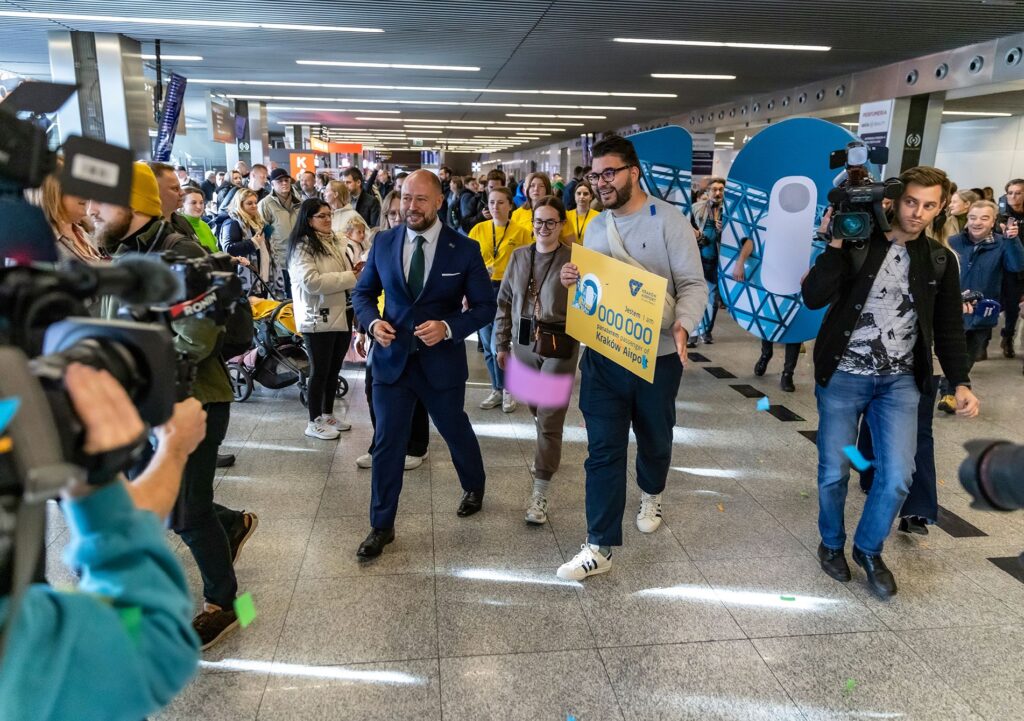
[802,165,979,599]
[92,162,256,649]
[0,367,206,721]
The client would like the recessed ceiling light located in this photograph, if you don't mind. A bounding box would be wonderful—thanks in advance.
[942,110,1013,117]
[651,73,736,80]
[506,113,606,119]
[230,94,634,111]
[191,78,664,100]
[614,37,830,51]
[0,10,382,32]
[141,54,203,61]
[268,106,401,114]
[297,60,479,72]
[714,141,732,146]
[840,122,859,126]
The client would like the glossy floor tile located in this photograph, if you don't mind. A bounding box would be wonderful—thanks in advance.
[46,318,1024,720]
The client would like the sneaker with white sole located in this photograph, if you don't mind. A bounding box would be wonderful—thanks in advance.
[525,492,548,525]
[502,390,517,413]
[305,421,340,440]
[557,543,612,581]
[356,453,373,469]
[480,389,502,409]
[636,492,663,533]
[318,414,352,431]
[404,452,427,471]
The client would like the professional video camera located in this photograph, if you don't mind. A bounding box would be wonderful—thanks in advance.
[827,141,904,245]
[960,439,1024,512]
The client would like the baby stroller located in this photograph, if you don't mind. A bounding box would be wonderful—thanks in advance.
[225,275,350,406]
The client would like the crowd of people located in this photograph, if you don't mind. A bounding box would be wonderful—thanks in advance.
[8,130,1024,720]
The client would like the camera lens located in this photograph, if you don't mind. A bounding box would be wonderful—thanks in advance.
[837,213,868,239]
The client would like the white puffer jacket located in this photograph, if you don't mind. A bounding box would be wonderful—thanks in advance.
[288,233,358,334]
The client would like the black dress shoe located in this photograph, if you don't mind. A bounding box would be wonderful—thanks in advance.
[852,546,897,599]
[457,491,484,517]
[817,542,851,582]
[356,528,395,559]
[754,355,770,377]
[780,372,795,393]
[1001,336,1016,359]
[216,453,236,468]
[898,516,929,535]
[701,332,714,344]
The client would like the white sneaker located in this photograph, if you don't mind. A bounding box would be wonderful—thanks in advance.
[318,414,352,432]
[636,492,663,533]
[556,543,612,581]
[501,390,517,413]
[356,453,373,469]
[305,421,340,440]
[525,492,548,525]
[479,389,502,409]
[404,452,427,471]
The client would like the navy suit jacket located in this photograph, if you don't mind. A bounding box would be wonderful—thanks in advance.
[352,223,496,389]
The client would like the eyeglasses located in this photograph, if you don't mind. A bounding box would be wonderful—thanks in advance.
[532,218,563,230]
[585,166,631,184]
[311,213,332,220]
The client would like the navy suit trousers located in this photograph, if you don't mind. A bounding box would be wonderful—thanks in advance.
[370,353,485,528]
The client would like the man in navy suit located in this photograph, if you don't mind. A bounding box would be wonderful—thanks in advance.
[351,170,496,558]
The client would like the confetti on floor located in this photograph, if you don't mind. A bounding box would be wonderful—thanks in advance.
[234,592,257,628]
[844,679,857,695]
[717,503,725,513]
[780,595,796,602]
[800,491,810,499]
[756,396,771,412]
[842,445,872,472]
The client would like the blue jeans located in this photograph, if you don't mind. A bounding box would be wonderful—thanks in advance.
[579,350,683,546]
[815,371,920,555]
[478,280,503,391]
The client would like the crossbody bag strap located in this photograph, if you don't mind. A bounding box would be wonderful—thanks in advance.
[605,215,677,329]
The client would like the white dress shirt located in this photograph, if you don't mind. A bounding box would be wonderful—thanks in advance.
[402,217,443,281]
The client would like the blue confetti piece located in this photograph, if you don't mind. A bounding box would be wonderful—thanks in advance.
[0,397,20,434]
[843,445,872,472]
[649,204,656,216]
[756,396,771,412]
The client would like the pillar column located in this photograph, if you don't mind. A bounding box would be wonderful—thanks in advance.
[47,31,150,158]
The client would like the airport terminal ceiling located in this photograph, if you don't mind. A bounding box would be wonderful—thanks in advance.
[2,0,1024,151]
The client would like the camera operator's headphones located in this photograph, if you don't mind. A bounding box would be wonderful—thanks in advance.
[0,347,85,662]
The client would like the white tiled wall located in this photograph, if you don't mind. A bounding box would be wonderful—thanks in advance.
[934,116,1024,188]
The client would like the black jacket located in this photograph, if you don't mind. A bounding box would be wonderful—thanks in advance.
[802,228,970,393]
[353,191,380,228]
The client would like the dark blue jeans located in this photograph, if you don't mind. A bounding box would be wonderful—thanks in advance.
[815,371,920,555]
[171,401,240,608]
[478,280,504,391]
[579,349,683,546]
[857,374,940,523]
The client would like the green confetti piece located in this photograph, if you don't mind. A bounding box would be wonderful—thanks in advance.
[118,606,143,644]
[800,491,809,499]
[780,596,796,602]
[234,592,257,628]
[844,678,857,694]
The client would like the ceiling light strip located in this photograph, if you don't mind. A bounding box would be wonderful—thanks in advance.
[0,11,381,32]
[613,37,830,51]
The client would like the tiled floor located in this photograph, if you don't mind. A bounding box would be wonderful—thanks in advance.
[47,318,1024,720]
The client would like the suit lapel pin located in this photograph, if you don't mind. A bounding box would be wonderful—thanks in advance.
[449,242,455,248]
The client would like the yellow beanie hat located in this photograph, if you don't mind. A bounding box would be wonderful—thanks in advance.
[130,162,163,218]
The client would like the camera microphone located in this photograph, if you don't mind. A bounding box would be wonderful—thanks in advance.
[59,255,184,305]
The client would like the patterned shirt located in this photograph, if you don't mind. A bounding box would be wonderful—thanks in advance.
[837,243,918,376]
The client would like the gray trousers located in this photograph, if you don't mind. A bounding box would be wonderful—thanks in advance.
[512,342,580,481]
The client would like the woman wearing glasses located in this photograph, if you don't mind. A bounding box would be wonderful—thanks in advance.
[495,196,579,525]
[288,199,361,440]
[469,186,533,412]
[565,180,597,245]
[510,172,554,234]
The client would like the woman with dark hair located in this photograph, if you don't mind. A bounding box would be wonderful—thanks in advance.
[565,180,596,245]
[495,195,579,524]
[287,198,360,440]
[510,172,553,233]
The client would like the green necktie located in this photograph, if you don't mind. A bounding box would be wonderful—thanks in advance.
[408,234,426,298]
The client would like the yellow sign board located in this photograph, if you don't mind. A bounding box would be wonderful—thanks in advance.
[566,245,667,382]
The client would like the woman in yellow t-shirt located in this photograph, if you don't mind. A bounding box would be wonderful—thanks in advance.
[510,172,553,234]
[469,186,533,412]
[565,180,597,244]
